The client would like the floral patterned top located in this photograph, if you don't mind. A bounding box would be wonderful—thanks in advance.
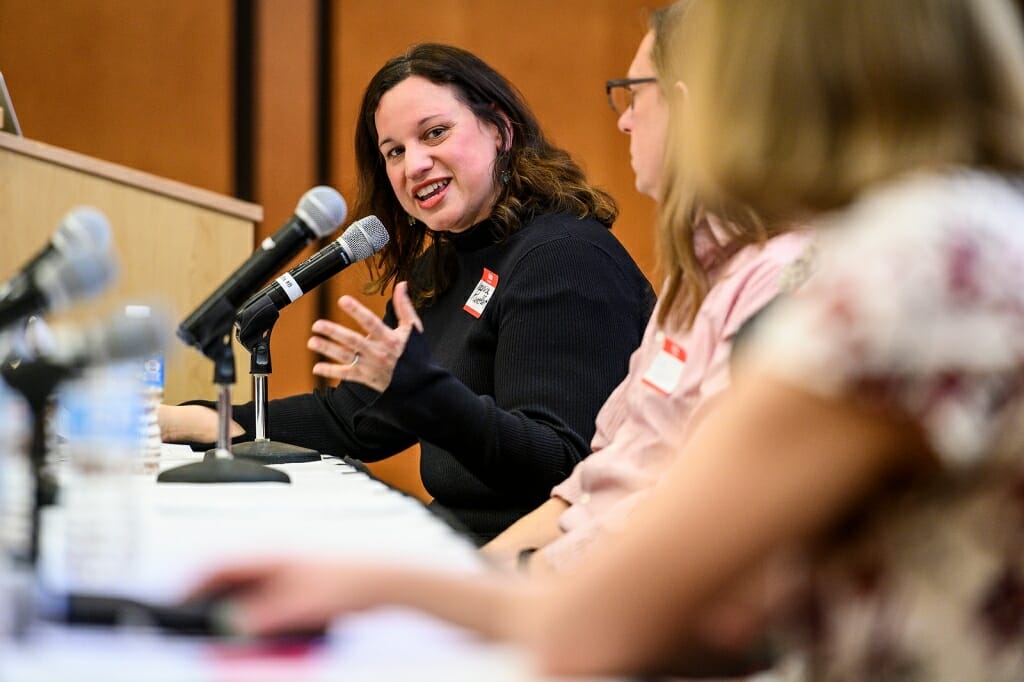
[750,171,1024,681]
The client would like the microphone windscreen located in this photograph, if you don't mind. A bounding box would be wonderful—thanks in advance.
[97,311,170,363]
[55,207,113,254]
[34,249,118,310]
[295,186,348,238]
[339,215,390,262]
[52,309,169,366]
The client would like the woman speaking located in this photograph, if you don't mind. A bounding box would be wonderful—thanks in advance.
[161,44,654,544]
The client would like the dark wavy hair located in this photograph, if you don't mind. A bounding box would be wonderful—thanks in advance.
[352,43,618,305]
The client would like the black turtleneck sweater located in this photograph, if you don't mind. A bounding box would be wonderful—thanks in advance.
[204,212,654,542]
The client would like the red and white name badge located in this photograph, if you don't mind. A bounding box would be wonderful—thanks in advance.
[641,337,687,396]
[463,268,499,318]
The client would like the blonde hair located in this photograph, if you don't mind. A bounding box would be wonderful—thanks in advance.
[667,0,1024,224]
[652,0,785,328]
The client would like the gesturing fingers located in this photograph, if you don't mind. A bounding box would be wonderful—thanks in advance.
[308,290,425,392]
[338,295,392,339]
[308,319,368,365]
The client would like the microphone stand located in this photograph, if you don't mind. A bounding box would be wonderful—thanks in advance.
[231,335,321,464]
[157,333,289,484]
[231,303,320,464]
[1,358,72,566]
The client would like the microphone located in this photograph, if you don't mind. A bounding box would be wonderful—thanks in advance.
[20,207,113,274]
[2,310,170,384]
[2,309,168,450]
[234,215,389,349]
[177,186,348,355]
[0,245,117,332]
[45,310,170,371]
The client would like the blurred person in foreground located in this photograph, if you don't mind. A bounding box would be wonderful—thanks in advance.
[192,0,1024,678]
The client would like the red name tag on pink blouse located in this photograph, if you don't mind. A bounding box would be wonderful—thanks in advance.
[463,268,500,318]
[642,337,687,396]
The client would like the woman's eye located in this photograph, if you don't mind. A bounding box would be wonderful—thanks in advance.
[384,147,403,160]
[425,126,447,141]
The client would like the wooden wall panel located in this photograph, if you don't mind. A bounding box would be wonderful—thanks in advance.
[328,0,660,501]
[0,0,246,402]
[0,0,235,196]
[252,0,322,399]
[0,0,324,404]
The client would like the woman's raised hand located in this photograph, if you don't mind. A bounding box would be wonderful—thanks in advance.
[308,281,424,393]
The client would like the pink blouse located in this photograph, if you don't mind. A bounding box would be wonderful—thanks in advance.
[545,231,811,570]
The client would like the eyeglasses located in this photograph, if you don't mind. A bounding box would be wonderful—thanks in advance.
[605,77,658,115]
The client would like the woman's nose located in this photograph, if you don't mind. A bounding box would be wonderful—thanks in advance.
[404,143,434,179]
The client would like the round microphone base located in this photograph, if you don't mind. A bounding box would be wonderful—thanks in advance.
[156,450,290,484]
[231,439,322,465]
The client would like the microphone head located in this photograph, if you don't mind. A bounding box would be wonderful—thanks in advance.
[53,207,113,255]
[94,310,170,363]
[294,186,348,239]
[337,215,390,263]
[50,309,170,367]
[34,249,118,311]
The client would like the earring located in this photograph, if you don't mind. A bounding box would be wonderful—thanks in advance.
[408,214,417,226]
[500,169,511,185]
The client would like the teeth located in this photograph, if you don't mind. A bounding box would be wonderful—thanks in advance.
[415,180,448,200]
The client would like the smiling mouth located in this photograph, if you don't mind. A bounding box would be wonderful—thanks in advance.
[415,179,450,201]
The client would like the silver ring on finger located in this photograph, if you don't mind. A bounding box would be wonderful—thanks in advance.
[348,351,361,368]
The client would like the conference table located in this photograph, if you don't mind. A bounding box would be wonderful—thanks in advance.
[0,446,623,681]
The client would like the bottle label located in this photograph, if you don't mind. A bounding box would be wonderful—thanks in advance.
[141,354,164,390]
[60,367,146,459]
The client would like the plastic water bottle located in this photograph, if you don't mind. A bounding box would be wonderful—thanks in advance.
[125,305,165,471]
[59,365,143,595]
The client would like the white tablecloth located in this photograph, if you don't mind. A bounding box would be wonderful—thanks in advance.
[0,447,628,681]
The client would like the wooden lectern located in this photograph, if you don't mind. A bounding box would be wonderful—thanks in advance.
[0,132,259,404]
